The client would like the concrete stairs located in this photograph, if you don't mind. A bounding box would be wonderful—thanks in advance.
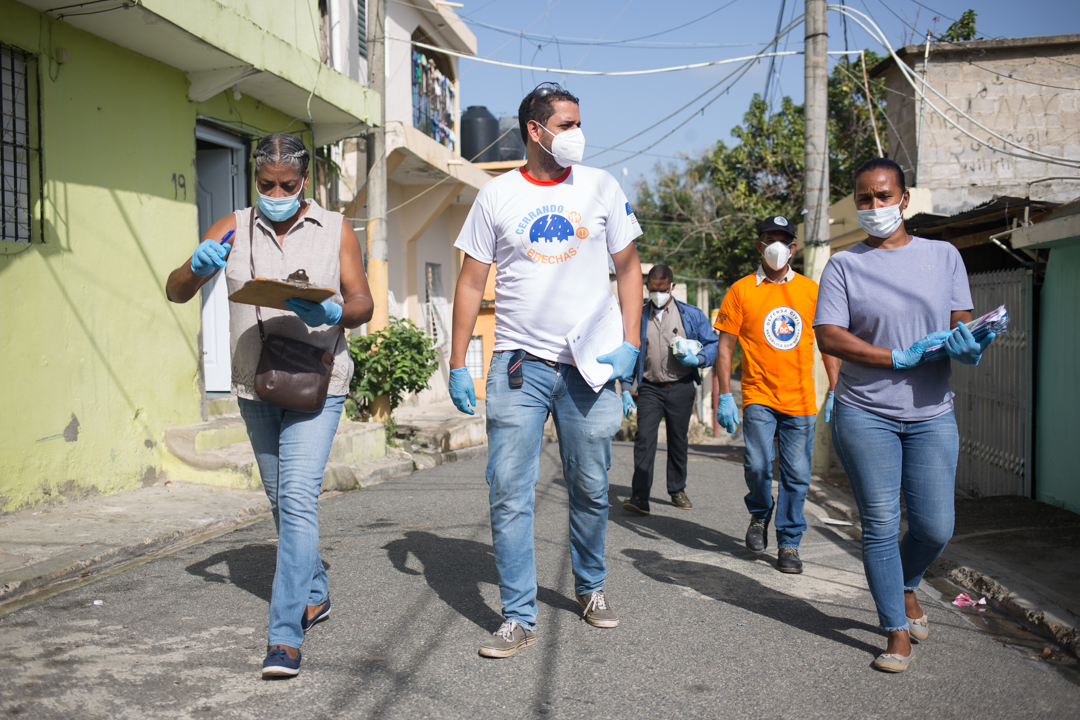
[162,397,414,493]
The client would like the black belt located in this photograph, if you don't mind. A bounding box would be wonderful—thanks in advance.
[642,374,694,388]
[497,350,558,368]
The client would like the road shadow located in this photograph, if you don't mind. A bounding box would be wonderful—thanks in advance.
[185,543,314,603]
[382,531,581,631]
[623,548,882,656]
[608,483,748,556]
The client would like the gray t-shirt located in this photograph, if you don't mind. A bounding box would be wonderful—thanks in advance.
[813,237,973,421]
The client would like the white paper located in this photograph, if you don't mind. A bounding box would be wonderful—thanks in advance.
[566,295,625,393]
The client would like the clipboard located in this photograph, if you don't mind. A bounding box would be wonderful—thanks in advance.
[228,271,336,311]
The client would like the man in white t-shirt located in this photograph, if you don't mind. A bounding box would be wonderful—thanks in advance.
[450,82,644,659]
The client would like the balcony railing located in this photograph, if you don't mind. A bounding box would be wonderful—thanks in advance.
[412,48,456,152]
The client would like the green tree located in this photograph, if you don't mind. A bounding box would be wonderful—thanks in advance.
[634,53,888,292]
[940,10,978,42]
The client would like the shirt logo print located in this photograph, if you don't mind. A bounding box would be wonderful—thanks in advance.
[517,205,590,266]
[762,306,803,351]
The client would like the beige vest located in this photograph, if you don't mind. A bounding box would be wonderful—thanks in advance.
[644,304,691,384]
[225,201,354,400]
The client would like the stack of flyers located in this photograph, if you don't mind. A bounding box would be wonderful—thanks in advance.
[924,304,1009,362]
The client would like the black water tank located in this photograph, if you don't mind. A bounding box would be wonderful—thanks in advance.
[461,106,499,163]
[498,116,526,162]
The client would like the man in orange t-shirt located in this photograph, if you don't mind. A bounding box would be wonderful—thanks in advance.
[713,216,839,574]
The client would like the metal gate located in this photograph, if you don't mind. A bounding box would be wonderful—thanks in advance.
[952,269,1034,498]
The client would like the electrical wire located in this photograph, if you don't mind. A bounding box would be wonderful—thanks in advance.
[960,60,1080,93]
[469,1,745,48]
[832,5,1080,169]
[763,0,789,108]
[408,39,801,76]
[588,14,806,165]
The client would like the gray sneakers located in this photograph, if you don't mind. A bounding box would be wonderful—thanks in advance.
[478,620,536,658]
[576,589,620,628]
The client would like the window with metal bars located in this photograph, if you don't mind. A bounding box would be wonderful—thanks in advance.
[1,43,42,244]
[465,336,484,380]
[357,0,368,60]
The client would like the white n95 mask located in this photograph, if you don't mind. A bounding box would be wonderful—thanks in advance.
[857,203,904,238]
[539,125,585,167]
[762,241,792,271]
[649,291,671,308]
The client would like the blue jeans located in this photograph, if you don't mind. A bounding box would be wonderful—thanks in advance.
[485,352,623,630]
[831,401,958,631]
[238,395,344,648]
[742,404,815,548]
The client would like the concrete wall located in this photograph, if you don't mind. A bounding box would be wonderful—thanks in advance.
[1035,243,1080,514]
[879,38,1080,215]
[0,0,310,512]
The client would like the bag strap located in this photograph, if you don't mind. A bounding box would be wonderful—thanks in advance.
[250,209,267,344]
[250,207,345,357]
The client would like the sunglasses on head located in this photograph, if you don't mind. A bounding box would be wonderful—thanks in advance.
[531,81,567,99]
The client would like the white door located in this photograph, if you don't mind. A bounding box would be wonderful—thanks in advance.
[195,127,247,393]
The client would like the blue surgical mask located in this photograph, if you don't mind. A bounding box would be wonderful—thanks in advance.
[257,185,304,222]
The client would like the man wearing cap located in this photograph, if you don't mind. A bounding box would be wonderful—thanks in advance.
[621,264,718,515]
[713,216,839,574]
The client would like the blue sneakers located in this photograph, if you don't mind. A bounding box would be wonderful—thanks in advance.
[262,646,301,678]
[301,598,331,633]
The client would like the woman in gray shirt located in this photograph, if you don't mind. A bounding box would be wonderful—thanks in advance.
[167,133,372,678]
[814,158,996,672]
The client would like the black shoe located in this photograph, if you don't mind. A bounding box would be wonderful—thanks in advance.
[670,492,692,510]
[622,496,650,515]
[745,519,767,554]
[777,547,804,574]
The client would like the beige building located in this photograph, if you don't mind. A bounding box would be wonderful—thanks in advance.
[326,1,491,402]
[871,33,1080,215]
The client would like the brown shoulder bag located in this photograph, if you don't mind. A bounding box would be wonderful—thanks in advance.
[248,209,341,413]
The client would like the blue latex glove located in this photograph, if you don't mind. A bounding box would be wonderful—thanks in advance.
[621,390,636,419]
[944,320,995,365]
[285,298,343,327]
[716,392,739,434]
[824,390,835,423]
[191,238,230,277]
[449,367,476,415]
[676,351,700,368]
[596,342,640,382]
[892,330,952,370]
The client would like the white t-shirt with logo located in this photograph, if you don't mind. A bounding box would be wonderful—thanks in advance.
[454,165,642,363]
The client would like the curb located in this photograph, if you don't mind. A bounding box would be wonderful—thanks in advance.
[0,503,269,612]
[0,443,491,612]
[930,556,1080,659]
[401,443,488,470]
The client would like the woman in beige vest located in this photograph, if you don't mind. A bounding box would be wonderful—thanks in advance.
[166,133,372,678]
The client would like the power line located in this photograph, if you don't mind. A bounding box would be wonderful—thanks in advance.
[832,5,1080,169]
[408,39,801,76]
[763,0,789,109]
[464,2,748,48]
[592,14,807,166]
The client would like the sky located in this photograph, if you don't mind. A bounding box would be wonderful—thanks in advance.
[445,0,1080,197]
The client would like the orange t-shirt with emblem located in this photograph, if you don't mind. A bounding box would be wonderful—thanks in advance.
[714,272,819,416]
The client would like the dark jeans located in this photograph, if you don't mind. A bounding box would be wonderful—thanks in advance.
[631,377,696,499]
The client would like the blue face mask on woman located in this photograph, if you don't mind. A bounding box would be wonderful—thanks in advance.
[257,183,304,222]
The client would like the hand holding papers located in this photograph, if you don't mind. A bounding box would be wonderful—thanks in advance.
[567,295,633,393]
[923,304,1008,363]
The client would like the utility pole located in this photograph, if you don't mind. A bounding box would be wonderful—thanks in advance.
[804,0,832,475]
[366,0,391,420]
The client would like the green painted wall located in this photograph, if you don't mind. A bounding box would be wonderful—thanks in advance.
[1035,243,1080,515]
[0,1,310,512]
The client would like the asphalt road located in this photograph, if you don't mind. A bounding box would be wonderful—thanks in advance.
[2,443,1077,719]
